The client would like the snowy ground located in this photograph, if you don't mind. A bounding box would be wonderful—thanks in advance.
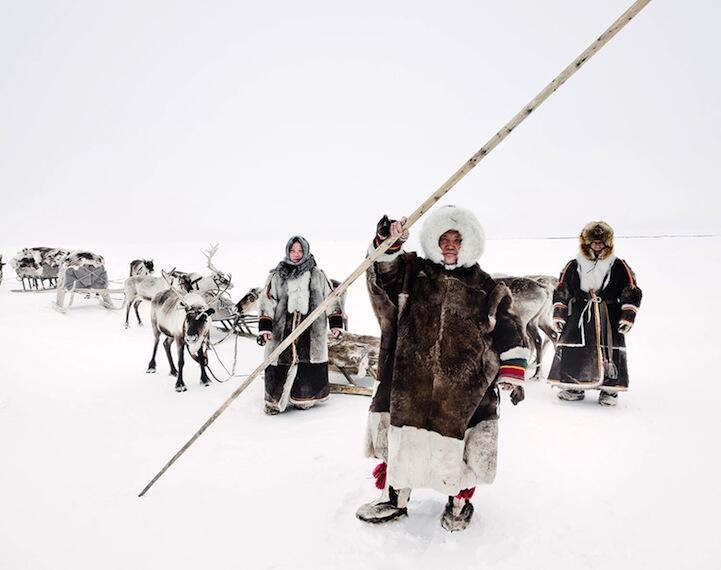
[1,236,719,570]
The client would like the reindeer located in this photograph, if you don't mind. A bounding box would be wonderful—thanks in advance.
[123,270,191,328]
[494,274,558,380]
[170,244,233,294]
[146,290,216,392]
[129,259,154,277]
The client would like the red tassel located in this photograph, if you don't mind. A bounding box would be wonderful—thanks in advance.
[372,462,387,490]
[455,487,475,500]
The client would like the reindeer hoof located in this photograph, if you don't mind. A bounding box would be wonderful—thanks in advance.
[124,323,130,330]
[146,368,156,374]
[175,384,187,393]
[169,370,178,377]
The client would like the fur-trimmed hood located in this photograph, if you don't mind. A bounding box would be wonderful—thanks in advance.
[579,221,614,260]
[420,205,485,268]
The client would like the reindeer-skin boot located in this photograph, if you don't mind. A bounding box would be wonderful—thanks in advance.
[356,486,410,524]
[557,389,585,401]
[441,496,475,532]
[598,391,618,407]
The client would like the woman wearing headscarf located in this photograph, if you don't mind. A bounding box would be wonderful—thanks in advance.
[258,236,344,414]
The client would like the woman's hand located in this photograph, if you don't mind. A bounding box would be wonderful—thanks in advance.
[330,328,342,338]
[257,331,273,345]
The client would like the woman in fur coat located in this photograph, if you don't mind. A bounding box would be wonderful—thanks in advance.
[548,221,642,406]
[357,205,529,532]
[258,236,344,415]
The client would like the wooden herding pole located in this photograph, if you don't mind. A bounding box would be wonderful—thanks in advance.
[138,0,652,497]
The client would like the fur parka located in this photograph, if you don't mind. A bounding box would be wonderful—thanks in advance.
[258,267,344,366]
[365,206,528,495]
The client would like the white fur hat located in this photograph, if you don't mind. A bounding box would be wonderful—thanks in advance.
[420,205,485,267]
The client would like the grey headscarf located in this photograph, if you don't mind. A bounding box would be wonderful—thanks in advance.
[274,235,317,279]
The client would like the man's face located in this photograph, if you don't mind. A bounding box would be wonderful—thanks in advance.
[439,230,462,265]
[289,242,304,263]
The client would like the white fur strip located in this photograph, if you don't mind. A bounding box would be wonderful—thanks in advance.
[367,243,403,263]
[286,271,311,314]
[499,347,531,362]
[463,420,498,485]
[364,411,390,461]
[387,422,498,495]
[621,304,639,313]
[576,253,616,292]
[547,379,628,392]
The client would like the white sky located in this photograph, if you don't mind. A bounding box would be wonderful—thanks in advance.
[1,0,719,247]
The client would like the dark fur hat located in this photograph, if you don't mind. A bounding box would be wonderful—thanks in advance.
[579,221,614,260]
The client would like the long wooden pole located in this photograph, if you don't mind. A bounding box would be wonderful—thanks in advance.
[138,0,652,497]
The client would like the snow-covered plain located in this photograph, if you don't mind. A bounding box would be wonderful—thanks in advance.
[1,236,719,570]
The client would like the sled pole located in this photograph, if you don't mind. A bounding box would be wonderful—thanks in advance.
[138,0,652,497]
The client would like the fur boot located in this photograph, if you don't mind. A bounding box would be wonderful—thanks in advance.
[598,391,618,407]
[440,496,474,532]
[356,486,410,524]
[557,389,585,401]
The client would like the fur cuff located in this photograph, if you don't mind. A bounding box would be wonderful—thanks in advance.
[258,316,273,333]
[499,347,530,362]
[620,308,637,324]
[328,314,344,330]
[553,302,568,321]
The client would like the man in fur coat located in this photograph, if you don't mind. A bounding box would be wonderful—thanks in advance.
[357,205,529,532]
[548,221,642,406]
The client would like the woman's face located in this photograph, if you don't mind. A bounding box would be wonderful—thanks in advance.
[289,241,304,263]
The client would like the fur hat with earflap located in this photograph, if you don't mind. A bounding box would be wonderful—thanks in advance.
[420,205,485,268]
[579,221,614,260]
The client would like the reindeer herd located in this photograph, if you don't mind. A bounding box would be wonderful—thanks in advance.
[4,244,559,393]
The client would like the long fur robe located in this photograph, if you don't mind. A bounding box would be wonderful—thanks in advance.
[365,206,528,495]
[548,249,642,391]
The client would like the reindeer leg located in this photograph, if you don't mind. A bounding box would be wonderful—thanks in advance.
[164,337,177,376]
[175,340,187,392]
[199,346,211,387]
[147,329,161,373]
[125,295,134,328]
[527,322,543,381]
[134,300,143,326]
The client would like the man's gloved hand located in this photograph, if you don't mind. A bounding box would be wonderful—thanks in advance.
[618,321,633,334]
[553,319,565,334]
[510,386,525,406]
[376,215,393,239]
[375,215,408,244]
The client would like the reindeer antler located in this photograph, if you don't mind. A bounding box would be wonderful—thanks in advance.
[202,243,222,274]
